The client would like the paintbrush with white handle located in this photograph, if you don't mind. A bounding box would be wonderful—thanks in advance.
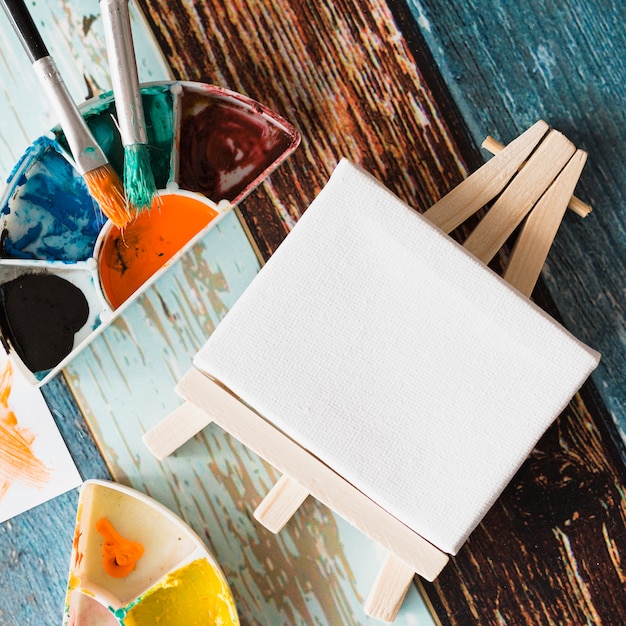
[0,0,133,229]
[100,0,157,213]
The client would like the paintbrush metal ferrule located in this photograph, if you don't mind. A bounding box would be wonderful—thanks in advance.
[32,57,108,174]
[100,0,148,146]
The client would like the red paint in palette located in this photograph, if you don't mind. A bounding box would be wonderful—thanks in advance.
[178,93,296,201]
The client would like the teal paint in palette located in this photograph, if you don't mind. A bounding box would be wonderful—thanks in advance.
[54,85,176,192]
[0,81,300,385]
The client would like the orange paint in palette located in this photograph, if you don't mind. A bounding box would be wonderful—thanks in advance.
[96,518,145,578]
[97,192,219,309]
[63,480,239,626]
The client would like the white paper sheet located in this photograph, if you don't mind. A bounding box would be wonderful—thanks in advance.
[0,351,81,523]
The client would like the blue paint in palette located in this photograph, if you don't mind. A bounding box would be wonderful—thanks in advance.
[1,137,104,262]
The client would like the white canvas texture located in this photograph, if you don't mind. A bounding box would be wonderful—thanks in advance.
[194,158,600,554]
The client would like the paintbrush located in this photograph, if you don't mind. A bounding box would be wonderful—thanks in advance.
[100,0,157,213]
[0,0,133,229]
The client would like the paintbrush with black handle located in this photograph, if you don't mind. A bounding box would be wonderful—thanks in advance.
[0,0,133,228]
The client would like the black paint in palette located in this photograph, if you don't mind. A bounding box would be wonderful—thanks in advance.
[0,273,89,373]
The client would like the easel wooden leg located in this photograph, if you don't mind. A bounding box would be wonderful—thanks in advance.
[363,552,416,622]
[254,474,310,533]
[143,400,213,460]
[503,149,587,297]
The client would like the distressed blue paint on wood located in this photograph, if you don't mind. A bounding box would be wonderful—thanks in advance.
[403,0,626,453]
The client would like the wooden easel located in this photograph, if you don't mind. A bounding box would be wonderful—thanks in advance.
[144,120,589,622]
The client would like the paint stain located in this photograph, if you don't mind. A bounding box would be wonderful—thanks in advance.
[179,92,295,201]
[0,273,90,374]
[123,558,239,626]
[96,517,145,578]
[0,137,104,262]
[98,193,218,309]
[66,590,119,625]
[0,360,50,495]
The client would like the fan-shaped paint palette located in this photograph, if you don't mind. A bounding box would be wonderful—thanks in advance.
[0,81,299,386]
[62,479,239,626]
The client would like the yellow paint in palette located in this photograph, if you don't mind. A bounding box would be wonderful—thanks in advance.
[124,558,236,626]
[63,480,239,625]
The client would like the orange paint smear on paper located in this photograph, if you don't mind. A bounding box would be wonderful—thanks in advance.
[96,517,145,578]
[0,361,50,497]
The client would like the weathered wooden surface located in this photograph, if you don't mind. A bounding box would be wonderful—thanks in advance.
[132,0,626,623]
[134,0,470,257]
[0,0,624,624]
[399,0,626,459]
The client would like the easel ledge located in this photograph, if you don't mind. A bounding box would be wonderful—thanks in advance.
[145,367,450,583]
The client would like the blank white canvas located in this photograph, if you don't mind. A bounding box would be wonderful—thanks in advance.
[194,159,599,554]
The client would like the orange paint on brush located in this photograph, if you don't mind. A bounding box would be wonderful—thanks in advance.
[98,193,218,309]
[0,361,50,492]
[96,517,145,578]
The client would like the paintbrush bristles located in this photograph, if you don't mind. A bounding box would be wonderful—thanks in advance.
[124,143,157,212]
[83,164,133,229]
[100,0,156,213]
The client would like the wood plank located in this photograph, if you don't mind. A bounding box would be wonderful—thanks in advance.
[504,149,588,297]
[134,0,471,258]
[253,474,310,534]
[395,0,626,462]
[132,1,626,623]
[482,136,592,218]
[423,119,549,232]
[364,553,417,622]
[462,129,575,263]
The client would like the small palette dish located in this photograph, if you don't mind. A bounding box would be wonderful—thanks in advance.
[0,81,299,386]
[63,479,240,626]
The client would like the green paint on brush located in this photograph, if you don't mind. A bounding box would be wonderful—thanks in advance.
[124,143,157,212]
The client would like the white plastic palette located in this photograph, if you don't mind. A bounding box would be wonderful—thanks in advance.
[0,81,299,386]
[63,479,239,625]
